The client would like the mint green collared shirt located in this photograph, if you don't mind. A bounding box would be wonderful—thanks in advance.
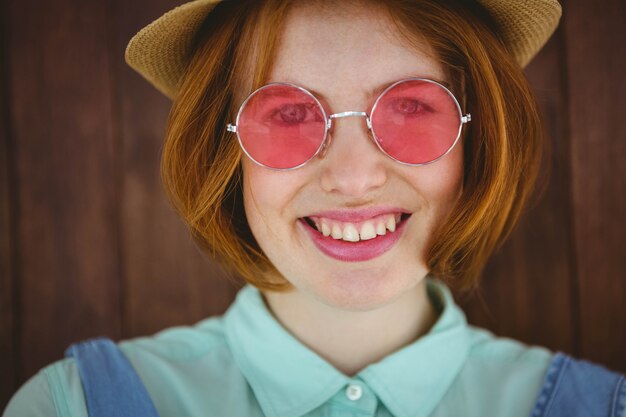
[4,277,554,417]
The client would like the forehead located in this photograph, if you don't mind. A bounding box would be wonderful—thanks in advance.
[267,2,446,103]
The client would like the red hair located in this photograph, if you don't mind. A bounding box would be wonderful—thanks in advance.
[160,0,547,293]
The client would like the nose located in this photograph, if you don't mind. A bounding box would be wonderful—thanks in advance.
[318,113,388,198]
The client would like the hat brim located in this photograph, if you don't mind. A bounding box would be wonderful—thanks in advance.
[125,0,222,99]
[125,0,561,100]
[479,0,562,67]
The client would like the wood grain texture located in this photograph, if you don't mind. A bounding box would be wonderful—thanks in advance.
[110,0,239,338]
[458,28,579,356]
[0,0,18,407]
[563,0,626,372]
[7,0,122,381]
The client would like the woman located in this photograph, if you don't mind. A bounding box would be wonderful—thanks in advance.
[4,0,625,416]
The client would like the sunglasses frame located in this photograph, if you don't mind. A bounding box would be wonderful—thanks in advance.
[227,77,471,170]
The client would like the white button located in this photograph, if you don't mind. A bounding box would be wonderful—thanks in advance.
[345,384,363,401]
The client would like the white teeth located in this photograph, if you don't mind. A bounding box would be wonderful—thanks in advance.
[309,213,405,242]
[359,221,377,240]
[331,223,343,239]
[342,224,360,242]
[376,221,387,236]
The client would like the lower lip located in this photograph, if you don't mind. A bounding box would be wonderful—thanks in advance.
[299,217,409,262]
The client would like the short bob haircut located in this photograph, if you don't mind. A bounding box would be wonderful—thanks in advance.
[160,0,547,293]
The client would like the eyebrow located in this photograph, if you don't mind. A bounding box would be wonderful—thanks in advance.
[301,76,451,102]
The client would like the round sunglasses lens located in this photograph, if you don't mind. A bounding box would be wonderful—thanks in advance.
[237,84,326,169]
[371,79,462,165]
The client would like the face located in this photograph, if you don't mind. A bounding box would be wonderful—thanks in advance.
[242,2,464,311]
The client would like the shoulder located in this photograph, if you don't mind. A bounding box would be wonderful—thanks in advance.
[463,325,555,382]
[435,325,555,417]
[531,352,626,417]
[117,316,248,391]
[3,358,87,417]
[454,326,626,417]
[118,315,228,363]
[3,316,237,417]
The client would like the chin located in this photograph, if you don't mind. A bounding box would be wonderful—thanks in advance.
[307,263,426,312]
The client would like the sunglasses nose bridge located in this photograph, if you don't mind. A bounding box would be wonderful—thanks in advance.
[321,111,374,157]
[328,111,371,129]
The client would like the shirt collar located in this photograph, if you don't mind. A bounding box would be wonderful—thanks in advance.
[357,279,471,417]
[223,277,471,417]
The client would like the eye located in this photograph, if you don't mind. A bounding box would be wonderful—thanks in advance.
[278,103,307,123]
[391,97,431,115]
[269,102,324,125]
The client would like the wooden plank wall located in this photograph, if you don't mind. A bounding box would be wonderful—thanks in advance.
[1,0,625,410]
[460,0,626,372]
[0,0,17,404]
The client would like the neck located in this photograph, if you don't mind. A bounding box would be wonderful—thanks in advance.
[262,279,438,376]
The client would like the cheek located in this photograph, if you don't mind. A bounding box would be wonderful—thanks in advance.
[439,147,464,201]
[411,139,464,205]
[242,161,274,231]
[241,159,307,234]
[447,138,465,198]
[406,142,464,259]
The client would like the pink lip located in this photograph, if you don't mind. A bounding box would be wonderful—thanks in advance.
[306,206,409,223]
[298,213,410,262]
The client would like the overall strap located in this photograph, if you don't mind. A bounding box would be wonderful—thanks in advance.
[531,352,626,417]
[65,337,160,417]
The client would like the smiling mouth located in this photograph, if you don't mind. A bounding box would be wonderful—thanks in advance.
[302,213,411,242]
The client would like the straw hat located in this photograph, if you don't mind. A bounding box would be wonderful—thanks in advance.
[125,0,562,100]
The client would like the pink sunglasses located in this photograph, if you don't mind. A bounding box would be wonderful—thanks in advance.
[227,78,471,170]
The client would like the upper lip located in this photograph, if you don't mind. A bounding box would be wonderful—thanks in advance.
[304,206,411,223]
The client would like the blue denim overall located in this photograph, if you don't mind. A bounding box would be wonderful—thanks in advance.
[65,337,626,417]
